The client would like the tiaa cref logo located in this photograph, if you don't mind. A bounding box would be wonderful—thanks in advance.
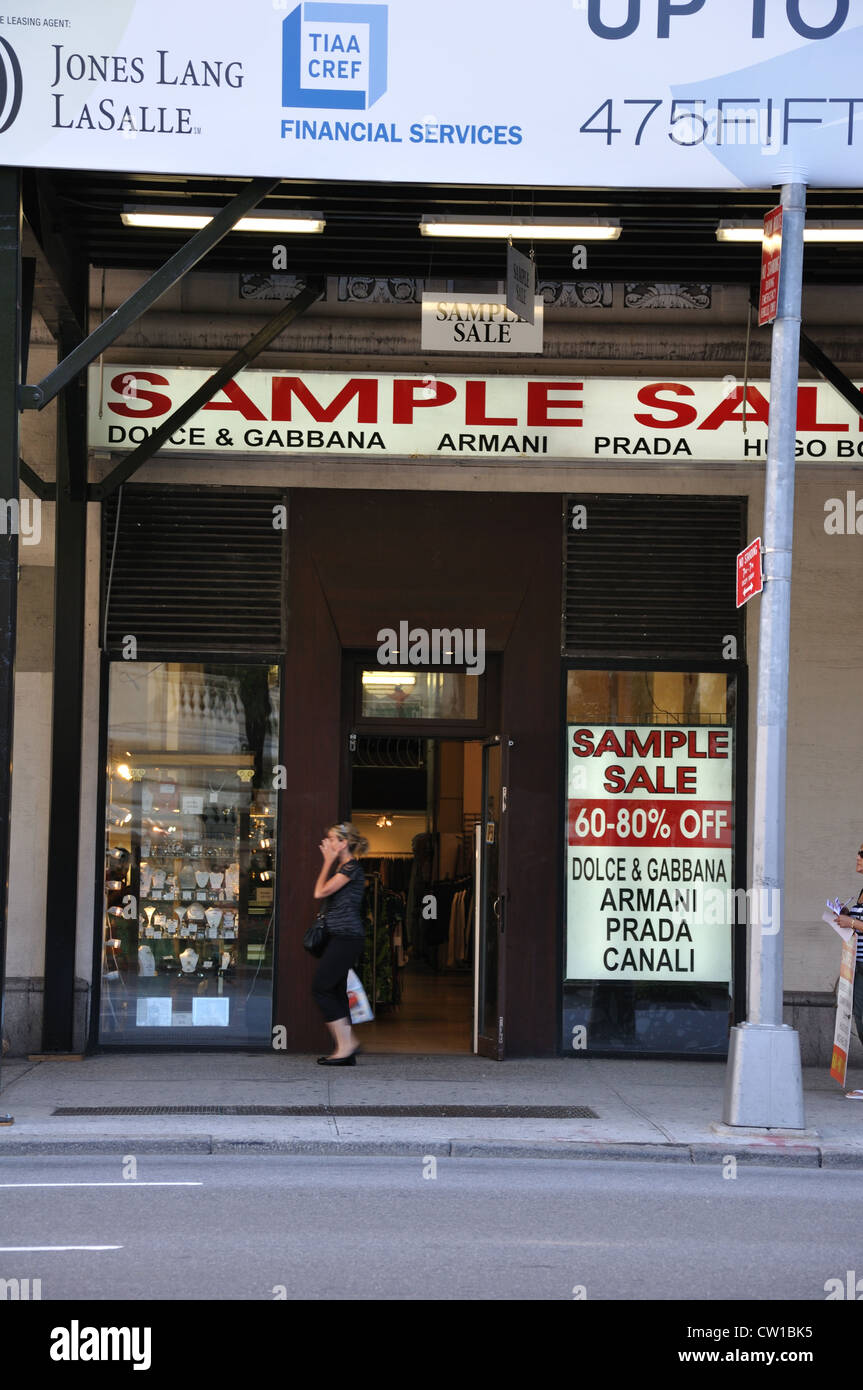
[0,37,23,133]
[281,2,387,111]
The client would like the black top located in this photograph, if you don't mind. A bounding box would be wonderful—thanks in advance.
[324,858,366,937]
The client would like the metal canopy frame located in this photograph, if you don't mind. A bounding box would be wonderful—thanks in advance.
[19,176,279,412]
[800,331,863,421]
[91,280,323,500]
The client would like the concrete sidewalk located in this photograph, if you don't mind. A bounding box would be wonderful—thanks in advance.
[2,1051,863,1167]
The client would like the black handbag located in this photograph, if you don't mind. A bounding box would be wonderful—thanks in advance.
[303,907,329,957]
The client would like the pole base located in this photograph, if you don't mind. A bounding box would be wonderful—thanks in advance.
[722,1022,805,1129]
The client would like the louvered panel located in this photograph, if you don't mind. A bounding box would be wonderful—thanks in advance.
[563,494,745,660]
[102,487,285,652]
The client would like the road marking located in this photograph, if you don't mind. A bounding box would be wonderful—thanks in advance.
[0,1181,203,1188]
[0,1251,122,1262]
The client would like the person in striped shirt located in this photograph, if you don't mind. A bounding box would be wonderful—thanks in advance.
[835,844,863,1099]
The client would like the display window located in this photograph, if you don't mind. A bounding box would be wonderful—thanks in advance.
[563,668,741,1057]
[99,661,280,1044]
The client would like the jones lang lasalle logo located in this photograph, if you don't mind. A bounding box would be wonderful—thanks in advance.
[0,38,23,133]
[282,2,387,110]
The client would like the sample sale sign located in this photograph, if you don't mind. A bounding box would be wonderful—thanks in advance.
[88,368,863,465]
[566,724,733,983]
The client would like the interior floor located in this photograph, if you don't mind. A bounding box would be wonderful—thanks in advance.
[356,962,473,1054]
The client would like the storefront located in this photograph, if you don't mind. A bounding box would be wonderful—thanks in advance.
[85,364,768,1057]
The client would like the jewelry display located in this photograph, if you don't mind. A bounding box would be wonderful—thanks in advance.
[104,756,277,1036]
[138,944,156,977]
[179,947,199,973]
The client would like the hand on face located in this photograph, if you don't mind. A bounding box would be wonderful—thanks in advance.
[319,833,342,863]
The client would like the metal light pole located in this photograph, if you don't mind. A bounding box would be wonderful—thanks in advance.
[723,182,807,1129]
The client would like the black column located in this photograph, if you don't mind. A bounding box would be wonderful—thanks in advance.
[0,170,22,1102]
[41,319,88,1052]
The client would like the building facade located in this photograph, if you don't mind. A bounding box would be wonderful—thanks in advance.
[6,269,863,1062]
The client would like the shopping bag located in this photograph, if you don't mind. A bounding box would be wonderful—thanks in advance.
[346,968,374,1024]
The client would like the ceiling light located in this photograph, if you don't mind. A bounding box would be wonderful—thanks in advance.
[419,214,621,240]
[716,219,863,243]
[121,206,325,233]
[362,672,417,686]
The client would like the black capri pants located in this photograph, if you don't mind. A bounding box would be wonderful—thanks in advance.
[312,934,363,1023]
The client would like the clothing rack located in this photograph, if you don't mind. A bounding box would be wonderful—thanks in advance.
[360,869,407,1008]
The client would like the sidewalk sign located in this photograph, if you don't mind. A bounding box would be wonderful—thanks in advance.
[830,934,857,1086]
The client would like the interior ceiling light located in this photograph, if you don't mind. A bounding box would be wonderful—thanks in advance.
[361,672,417,685]
[419,214,621,240]
[121,206,325,233]
[716,219,863,243]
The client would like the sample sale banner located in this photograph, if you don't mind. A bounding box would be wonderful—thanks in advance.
[0,1,862,187]
[566,724,733,983]
[88,367,863,464]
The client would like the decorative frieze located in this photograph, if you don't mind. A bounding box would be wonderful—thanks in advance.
[624,283,712,310]
[238,273,318,301]
[337,276,424,303]
[537,280,613,308]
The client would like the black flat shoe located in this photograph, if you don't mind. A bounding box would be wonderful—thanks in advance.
[316,1055,357,1066]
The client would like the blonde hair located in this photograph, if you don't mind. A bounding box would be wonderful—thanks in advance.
[329,822,370,857]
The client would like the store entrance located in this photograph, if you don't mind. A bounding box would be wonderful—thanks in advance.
[350,737,482,1053]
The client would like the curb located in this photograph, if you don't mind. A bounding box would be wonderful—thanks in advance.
[1,1136,863,1165]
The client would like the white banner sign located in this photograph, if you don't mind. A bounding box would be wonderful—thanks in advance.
[1,2,862,187]
[88,367,863,464]
[420,295,543,353]
[566,724,733,984]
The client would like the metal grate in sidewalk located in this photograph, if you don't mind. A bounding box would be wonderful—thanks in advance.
[52,1105,598,1119]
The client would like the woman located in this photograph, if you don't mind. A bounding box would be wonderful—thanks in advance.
[311,822,369,1065]
[834,843,863,1099]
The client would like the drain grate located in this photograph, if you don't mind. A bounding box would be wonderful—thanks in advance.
[52,1105,598,1119]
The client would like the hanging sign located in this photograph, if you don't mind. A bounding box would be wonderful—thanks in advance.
[1,2,862,187]
[89,368,863,464]
[505,244,535,325]
[420,294,543,353]
[758,207,783,327]
[736,537,763,607]
[565,724,733,983]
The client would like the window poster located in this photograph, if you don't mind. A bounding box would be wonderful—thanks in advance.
[566,724,733,984]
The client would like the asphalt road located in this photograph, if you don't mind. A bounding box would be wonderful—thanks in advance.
[1,1153,861,1302]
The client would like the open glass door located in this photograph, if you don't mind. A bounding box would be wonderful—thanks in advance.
[474,735,508,1058]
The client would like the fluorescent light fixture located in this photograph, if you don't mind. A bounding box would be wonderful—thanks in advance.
[419,214,621,241]
[362,672,417,686]
[121,206,325,233]
[717,219,863,243]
